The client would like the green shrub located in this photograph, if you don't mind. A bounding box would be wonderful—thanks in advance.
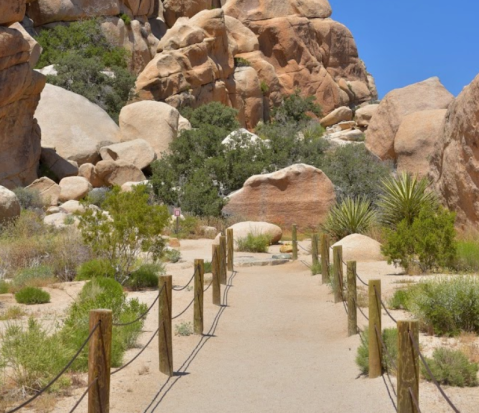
[15,287,50,304]
[126,263,163,290]
[120,13,132,25]
[388,288,412,310]
[422,348,478,387]
[12,187,44,210]
[204,260,212,274]
[76,258,116,281]
[0,280,9,294]
[382,205,457,273]
[406,276,479,336]
[455,240,479,272]
[79,185,169,283]
[0,305,26,320]
[260,81,269,95]
[356,327,398,375]
[84,187,111,208]
[234,57,251,67]
[236,233,271,253]
[14,265,54,288]
[175,321,193,336]
[311,262,322,276]
[272,89,322,123]
[163,249,181,263]
[322,197,377,241]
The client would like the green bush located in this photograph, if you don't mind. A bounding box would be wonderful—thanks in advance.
[311,262,322,276]
[175,321,193,336]
[260,81,269,95]
[14,265,54,288]
[406,276,479,336]
[236,233,271,253]
[84,187,111,208]
[79,185,169,283]
[388,288,412,310]
[422,348,478,387]
[204,260,212,274]
[382,205,457,273]
[322,197,377,241]
[0,280,8,294]
[126,263,163,290]
[163,249,181,263]
[234,57,251,67]
[455,240,479,272]
[356,327,398,375]
[12,187,44,210]
[272,89,322,123]
[76,258,116,281]
[15,287,50,304]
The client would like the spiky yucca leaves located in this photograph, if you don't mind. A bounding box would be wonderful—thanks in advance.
[323,197,377,240]
[377,173,436,228]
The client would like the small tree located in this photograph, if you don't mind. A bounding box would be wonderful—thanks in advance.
[79,185,169,283]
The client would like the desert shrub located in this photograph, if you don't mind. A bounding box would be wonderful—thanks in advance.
[204,260,212,274]
[260,81,269,95]
[75,258,116,281]
[320,144,392,202]
[13,265,55,289]
[163,249,181,263]
[0,280,9,294]
[388,288,413,310]
[84,187,111,208]
[15,287,50,304]
[12,187,44,210]
[455,239,479,272]
[126,263,164,290]
[79,185,169,283]
[382,205,456,273]
[311,262,322,276]
[356,327,398,375]
[234,57,251,67]
[406,276,479,336]
[322,197,377,241]
[0,305,26,320]
[236,233,271,253]
[120,13,132,25]
[272,89,322,123]
[175,321,193,336]
[422,348,478,387]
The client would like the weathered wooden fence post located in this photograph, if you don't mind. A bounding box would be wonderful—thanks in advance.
[347,261,357,336]
[158,275,173,377]
[333,246,344,303]
[227,228,234,272]
[219,235,227,285]
[194,259,204,335]
[311,233,319,268]
[368,279,382,378]
[88,309,112,413]
[320,233,330,284]
[212,244,221,306]
[398,320,420,413]
[292,224,298,260]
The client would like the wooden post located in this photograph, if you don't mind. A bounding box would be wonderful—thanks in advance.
[347,261,357,336]
[398,320,420,413]
[320,233,330,284]
[368,279,382,378]
[227,228,234,272]
[219,235,227,285]
[311,233,319,268]
[332,246,344,303]
[194,259,204,335]
[292,224,298,260]
[212,244,221,306]
[158,275,173,376]
[88,309,112,413]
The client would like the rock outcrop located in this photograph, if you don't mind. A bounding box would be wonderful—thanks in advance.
[0,186,21,223]
[26,176,61,206]
[331,234,384,262]
[223,164,336,228]
[365,77,453,161]
[0,12,46,188]
[99,139,156,170]
[59,176,92,202]
[215,221,283,245]
[36,84,120,165]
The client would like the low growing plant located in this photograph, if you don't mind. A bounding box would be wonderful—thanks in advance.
[15,287,50,304]
[12,187,44,210]
[175,321,193,336]
[126,263,164,290]
[76,258,116,281]
[0,306,26,320]
[163,249,181,263]
[0,280,9,294]
[236,233,271,253]
[356,327,398,375]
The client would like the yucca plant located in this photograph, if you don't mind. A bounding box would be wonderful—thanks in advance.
[323,197,377,240]
[377,172,436,228]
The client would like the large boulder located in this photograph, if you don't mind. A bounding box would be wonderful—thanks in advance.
[40,147,79,180]
[36,84,120,165]
[394,109,447,178]
[355,104,379,129]
[26,176,61,206]
[94,160,146,187]
[0,1,26,26]
[163,0,213,27]
[59,176,92,202]
[331,234,384,262]
[99,139,156,170]
[0,186,21,223]
[223,164,336,228]
[78,163,103,188]
[320,106,353,127]
[433,74,479,226]
[215,221,283,245]
[365,77,453,161]
[119,101,181,158]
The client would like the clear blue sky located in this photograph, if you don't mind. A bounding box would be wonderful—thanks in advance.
[330,0,479,98]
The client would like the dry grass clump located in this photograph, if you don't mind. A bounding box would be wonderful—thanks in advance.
[459,332,479,364]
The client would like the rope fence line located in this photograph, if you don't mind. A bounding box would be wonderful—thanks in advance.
[172,297,195,320]
[374,284,398,324]
[353,296,369,321]
[6,322,100,413]
[68,377,98,413]
[173,268,197,292]
[409,387,422,413]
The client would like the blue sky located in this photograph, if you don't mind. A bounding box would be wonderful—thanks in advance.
[330,0,479,98]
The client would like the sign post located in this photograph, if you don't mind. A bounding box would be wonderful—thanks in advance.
[173,208,181,234]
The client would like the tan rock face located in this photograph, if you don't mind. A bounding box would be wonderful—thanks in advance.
[78,163,103,188]
[433,74,479,226]
[36,84,120,165]
[214,221,283,244]
[331,234,384,262]
[0,0,26,26]
[0,24,45,189]
[27,177,61,206]
[100,139,156,170]
[365,77,453,161]
[0,186,21,223]
[394,109,446,178]
[95,160,146,187]
[355,104,378,128]
[59,176,92,202]
[223,164,336,228]
[163,0,213,28]
[320,106,352,127]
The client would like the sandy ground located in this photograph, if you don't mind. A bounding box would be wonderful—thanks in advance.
[1,239,479,412]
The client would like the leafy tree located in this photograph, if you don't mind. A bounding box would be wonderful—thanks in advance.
[272,89,322,124]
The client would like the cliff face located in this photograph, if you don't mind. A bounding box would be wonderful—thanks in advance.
[0,2,46,188]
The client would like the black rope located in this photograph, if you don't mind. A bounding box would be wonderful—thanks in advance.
[374,324,398,372]
[203,278,213,292]
[172,298,195,320]
[68,377,98,413]
[353,296,369,321]
[408,331,461,413]
[113,285,164,327]
[374,284,398,324]
[111,328,160,376]
[298,244,310,253]
[300,260,312,269]
[7,323,100,413]
[173,267,197,292]
[408,387,422,413]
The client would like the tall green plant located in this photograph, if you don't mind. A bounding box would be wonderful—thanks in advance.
[323,197,376,240]
[377,173,436,227]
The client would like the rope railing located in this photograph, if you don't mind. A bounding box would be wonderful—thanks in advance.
[68,377,98,413]
[409,387,422,413]
[172,297,195,320]
[374,284,398,324]
[113,285,164,327]
[353,296,369,320]
[408,330,461,413]
[6,322,100,413]
[173,268,197,292]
